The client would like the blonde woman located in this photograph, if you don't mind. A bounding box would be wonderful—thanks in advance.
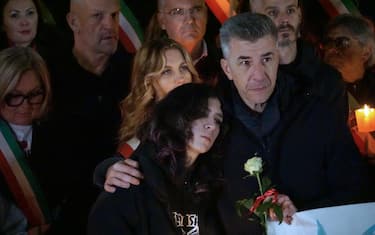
[0,47,52,233]
[94,38,201,192]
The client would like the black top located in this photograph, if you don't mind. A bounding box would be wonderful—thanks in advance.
[346,68,375,107]
[279,39,347,121]
[216,71,370,234]
[88,141,225,235]
[46,46,132,234]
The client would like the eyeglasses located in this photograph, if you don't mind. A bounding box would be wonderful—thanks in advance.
[4,89,45,107]
[321,36,354,51]
[159,5,205,19]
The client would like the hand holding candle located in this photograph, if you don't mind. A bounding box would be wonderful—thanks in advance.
[355,105,375,132]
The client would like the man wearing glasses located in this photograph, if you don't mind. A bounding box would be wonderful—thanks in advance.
[152,0,221,85]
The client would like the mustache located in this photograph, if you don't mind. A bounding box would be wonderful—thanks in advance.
[277,24,295,33]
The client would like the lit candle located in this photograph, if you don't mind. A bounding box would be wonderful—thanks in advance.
[355,105,375,132]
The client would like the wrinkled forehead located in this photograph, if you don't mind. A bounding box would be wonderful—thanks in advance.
[158,0,204,9]
[72,0,119,12]
[327,26,356,39]
[252,0,299,11]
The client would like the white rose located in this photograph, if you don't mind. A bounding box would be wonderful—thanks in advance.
[244,157,263,175]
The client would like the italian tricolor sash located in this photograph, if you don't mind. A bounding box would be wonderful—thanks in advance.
[319,0,361,18]
[0,119,50,232]
[119,0,144,53]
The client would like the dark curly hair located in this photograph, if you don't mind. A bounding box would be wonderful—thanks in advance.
[140,83,223,182]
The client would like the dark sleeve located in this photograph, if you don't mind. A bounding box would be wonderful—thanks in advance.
[319,63,348,122]
[87,189,140,235]
[93,154,123,189]
[312,107,370,208]
[0,193,27,235]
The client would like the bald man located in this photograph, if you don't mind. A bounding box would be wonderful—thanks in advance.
[67,0,120,75]
[46,0,131,233]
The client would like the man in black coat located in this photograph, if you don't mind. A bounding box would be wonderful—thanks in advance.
[217,12,369,234]
[46,0,131,233]
[249,0,347,121]
[92,12,370,235]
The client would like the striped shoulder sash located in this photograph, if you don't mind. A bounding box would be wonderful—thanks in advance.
[0,119,50,230]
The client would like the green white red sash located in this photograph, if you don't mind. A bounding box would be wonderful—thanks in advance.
[118,137,140,158]
[119,0,144,53]
[0,119,50,230]
[319,0,360,18]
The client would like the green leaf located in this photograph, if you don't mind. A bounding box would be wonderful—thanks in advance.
[236,199,253,216]
[256,200,272,214]
[271,204,284,224]
[262,177,272,190]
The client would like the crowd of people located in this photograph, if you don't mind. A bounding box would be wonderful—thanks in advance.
[0,0,374,234]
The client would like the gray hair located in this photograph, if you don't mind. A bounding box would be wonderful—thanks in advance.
[220,13,278,58]
[326,13,375,67]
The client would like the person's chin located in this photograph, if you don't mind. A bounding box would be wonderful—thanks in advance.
[99,42,118,54]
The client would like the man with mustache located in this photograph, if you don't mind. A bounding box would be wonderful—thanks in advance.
[46,0,131,233]
[250,0,347,119]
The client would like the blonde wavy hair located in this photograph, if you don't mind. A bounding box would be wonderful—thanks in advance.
[118,38,201,145]
[0,47,51,120]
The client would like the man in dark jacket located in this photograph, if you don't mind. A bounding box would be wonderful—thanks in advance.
[217,12,369,234]
[46,0,131,233]
[249,0,347,120]
[92,12,369,235]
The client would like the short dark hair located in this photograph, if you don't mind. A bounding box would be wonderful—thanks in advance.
[220,13,278,58]
[141,83,221,177]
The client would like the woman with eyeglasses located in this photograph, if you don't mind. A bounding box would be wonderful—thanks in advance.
[88,83,225,235]
[0,47,55,233]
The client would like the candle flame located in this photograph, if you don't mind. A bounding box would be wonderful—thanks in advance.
[363,104,372,116]
[364,104,371,116]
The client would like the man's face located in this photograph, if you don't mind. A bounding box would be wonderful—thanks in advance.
[157,0,207,50]
[220,36,279,111]
[322,27,369,83]
[253,0,301,48]
[73,0,120,56]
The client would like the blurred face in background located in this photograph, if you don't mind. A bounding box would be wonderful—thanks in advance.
[157,0,207,52]
[252,0,301,48]
[1,70,44,125]
[3,0,38,47]
[322,26,370,83]
[69,0,120,56]
[152,48,193,99]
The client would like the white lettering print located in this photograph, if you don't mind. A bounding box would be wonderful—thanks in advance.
[173,212,199,235]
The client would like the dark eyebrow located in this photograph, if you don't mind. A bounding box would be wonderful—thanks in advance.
[261,52,274,57]
[287,4,298,8]
[264,6,277,11]
[237,56,251,60]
